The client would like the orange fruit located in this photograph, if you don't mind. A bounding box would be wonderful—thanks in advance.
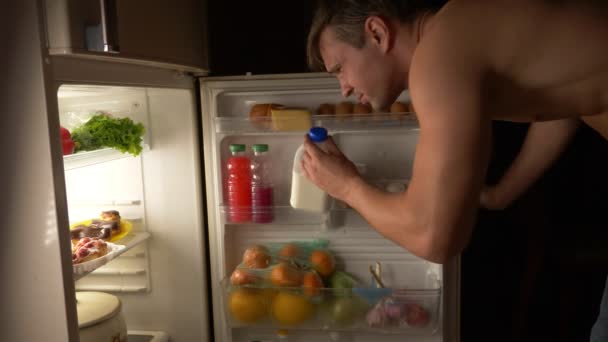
[242,245,271,269]
[271,291,314,325]
[229,288,267,323]
[270,263,302,287]
[230,269,259,286]
[309,250,335,278]
[302,271,323,297]
[278,243,301,260]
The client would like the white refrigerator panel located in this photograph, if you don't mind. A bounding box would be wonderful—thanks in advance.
[55,83,210,341]
[200,74,459,342]
[1,2,78,341]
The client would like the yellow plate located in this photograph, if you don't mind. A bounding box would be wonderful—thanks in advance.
[70,219,132,242]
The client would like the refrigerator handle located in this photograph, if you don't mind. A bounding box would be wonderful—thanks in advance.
[100,0,119,53]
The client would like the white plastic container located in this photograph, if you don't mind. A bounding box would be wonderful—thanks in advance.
[290,127,330,212]
[76,291,128,342]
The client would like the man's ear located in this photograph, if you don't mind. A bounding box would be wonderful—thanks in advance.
[364,15,393,53]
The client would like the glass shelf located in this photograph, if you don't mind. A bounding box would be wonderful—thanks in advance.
[219,180,408,228]
[214,113,419,135]
[72,231,151,281]
[63,144,149,170]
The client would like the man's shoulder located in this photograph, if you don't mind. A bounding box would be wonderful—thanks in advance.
[409,0,511,90]
[410,12,489,98]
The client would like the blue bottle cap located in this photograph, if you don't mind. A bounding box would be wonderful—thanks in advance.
[308,127,328,142]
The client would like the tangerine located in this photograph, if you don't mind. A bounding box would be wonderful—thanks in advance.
[270,263,302,287]
[302,271,323,297]
[309,249,335,277]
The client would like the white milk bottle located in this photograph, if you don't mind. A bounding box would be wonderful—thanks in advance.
[290,127,330,212]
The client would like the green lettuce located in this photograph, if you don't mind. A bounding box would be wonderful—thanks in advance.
[71,113,145,156]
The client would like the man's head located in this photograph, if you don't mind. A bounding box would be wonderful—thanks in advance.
[307,0,447,110]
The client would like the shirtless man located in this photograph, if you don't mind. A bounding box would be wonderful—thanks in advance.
[303,0,608,340]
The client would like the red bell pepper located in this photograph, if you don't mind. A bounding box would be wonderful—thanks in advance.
[61,126,75,155]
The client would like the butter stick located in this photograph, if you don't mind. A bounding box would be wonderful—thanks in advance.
[270,108,312,131]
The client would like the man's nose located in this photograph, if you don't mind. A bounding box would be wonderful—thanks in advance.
[339,79,353,97]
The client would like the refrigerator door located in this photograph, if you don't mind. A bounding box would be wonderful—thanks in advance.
[1,2,78,342]
[199,73,460,342]
[50,57,210,341]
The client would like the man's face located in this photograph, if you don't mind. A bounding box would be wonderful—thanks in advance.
[319,26,404,111]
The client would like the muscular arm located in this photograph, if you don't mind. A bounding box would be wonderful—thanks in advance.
[350,57,490,263]
[481,118,579,210]
[303,37,491,263]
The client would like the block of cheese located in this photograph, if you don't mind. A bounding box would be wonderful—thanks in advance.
[270,108,312,131]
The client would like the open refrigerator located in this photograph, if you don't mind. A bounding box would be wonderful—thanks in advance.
[27,41,460,342]
[8,3,459,342]
[199,75,460,342]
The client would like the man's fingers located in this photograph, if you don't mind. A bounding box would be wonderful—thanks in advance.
[304,134,325,160]
[300,159,311,180]
[324,136,344,156]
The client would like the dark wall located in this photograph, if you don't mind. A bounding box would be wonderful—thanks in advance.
[463,122,608,342]
[207,1,316,76]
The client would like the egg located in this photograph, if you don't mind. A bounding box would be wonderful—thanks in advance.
[390,102,408,113]
[317,103,335,115]
[335,102,354,119]
[353,103,372,121]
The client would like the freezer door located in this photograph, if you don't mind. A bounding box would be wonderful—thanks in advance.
[0,2,79,342]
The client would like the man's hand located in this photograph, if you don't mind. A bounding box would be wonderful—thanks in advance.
[480,186,507,210]
[300,135,362,201]
[480,118,579,211]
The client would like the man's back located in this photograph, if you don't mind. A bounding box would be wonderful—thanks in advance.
[413,0,608,136]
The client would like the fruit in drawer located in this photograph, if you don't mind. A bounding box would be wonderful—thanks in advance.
[302,271,323,297]
[229,288,268,323]
[278,243,302,260]
[270,263,302,287]
[329,296,367,326]
[329,271,358,296]
[404,303,430,327]
[242,245,271,269]
[230,269,260,286]
[271,291,314,325]
[309,249,335,278]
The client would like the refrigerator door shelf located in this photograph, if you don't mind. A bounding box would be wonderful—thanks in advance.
[220,205,378,229]
[214,113,418,135]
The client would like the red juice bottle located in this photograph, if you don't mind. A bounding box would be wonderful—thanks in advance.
[226,144,251,222]
[251,144,274,223]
